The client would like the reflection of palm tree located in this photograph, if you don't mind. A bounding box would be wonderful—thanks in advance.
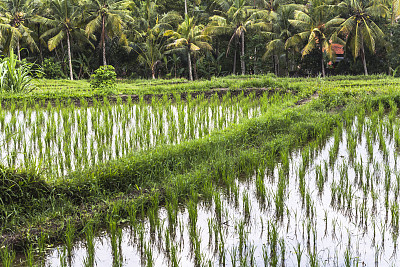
[286,1,344,77]
[0,0,38,60]
[338,0,386,75]
[33,0,93,80]
[165,15,212,81]
[84,0,132,66]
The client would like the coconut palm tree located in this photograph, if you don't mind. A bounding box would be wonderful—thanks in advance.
[128,0,181,78]
[83,0,133,66]
[206,0,256,75]
[261,4,298,75]
[165,15,212,80]
[286,0,345,77]
[33,0,94,80]
[338,0,387,75]
[0,0,39,60]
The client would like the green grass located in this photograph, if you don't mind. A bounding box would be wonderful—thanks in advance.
[3,74,397,102]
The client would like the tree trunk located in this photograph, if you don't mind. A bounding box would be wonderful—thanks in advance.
[320,46,325,78]
[253,47,257,75]
[273,54,278,76]
[361,45,368,76]
[285,51,289,76]
[233,48,237,75]
[276,55,280,76]
[37,24,43,63]
[184,0,188,15]
[193,56,198,80]
[66,31,74,80]
[187,50,193,81]
[152,65,156,79]
[240,31,245,75]
[102,15,107,66]
[17,38,21,61]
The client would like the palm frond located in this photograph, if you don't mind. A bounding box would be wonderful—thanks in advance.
[48,29,64,51]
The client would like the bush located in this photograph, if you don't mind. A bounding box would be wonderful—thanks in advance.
[0,50,37,94]
[90,65,117,94]
[38,58,65,79]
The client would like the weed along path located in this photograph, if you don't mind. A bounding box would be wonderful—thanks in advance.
[3,86,400,266]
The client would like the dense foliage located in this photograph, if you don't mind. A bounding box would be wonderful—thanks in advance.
[90,65,117,93]
[0,0,399,80]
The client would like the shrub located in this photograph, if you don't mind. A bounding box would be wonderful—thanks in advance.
[0,50,37,94]
[90,65,117,94]
[38,58,65,79]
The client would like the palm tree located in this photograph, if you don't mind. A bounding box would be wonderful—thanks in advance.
[261,4,298,75]
[83,0,132,66]
[165,15,212,80]
[338,0,387,75]
[0,0,38,60]
[128,0,181,79]
[33,0,94,80]
[207,0,256,75]
[286,0,344,77]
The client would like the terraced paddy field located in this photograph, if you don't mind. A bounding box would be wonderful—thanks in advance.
[2,75,400,267]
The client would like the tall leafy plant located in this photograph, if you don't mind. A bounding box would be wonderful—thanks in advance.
[0,49,36,94]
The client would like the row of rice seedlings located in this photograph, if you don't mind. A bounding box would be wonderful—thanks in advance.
[0,93,290,178]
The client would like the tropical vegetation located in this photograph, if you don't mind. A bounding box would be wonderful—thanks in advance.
[0,0,397,80]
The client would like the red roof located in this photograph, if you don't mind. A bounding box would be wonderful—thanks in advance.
[331,43,344,55]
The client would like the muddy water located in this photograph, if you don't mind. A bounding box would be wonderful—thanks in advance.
[35,116,400,266]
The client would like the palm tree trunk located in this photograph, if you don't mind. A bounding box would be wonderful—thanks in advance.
[152,64,156,79]
[285,51,289,76]
[233,48,237,75]
[184,0,188,15]
[193,56,198,80]
[361,43,368,76]
[240,31,245,75]
[273,54,279,76]
[320,46,325,78]
[66,31,74,80]
[187,50,193,81]
[253,47,257,75]
[37,24,43,63]
[276,55,280,76]
[17,38,21,61]
[102,15,107,66]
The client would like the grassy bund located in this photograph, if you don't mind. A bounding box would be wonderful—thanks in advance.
[1,75,400,266]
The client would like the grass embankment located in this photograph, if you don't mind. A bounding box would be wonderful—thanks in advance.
[2,77,400,254]
[4,74,400,102]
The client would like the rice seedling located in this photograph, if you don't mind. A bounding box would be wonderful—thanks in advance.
[24,244,35,267]
[65,220,75,257]
[83,221,95,267]
[0,246,16,267]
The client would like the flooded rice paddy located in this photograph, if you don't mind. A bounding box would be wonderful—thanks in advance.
[25,108,400,266]
[0,93,281,178]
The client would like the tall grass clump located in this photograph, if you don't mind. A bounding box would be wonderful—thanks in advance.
[0,50,37,94]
